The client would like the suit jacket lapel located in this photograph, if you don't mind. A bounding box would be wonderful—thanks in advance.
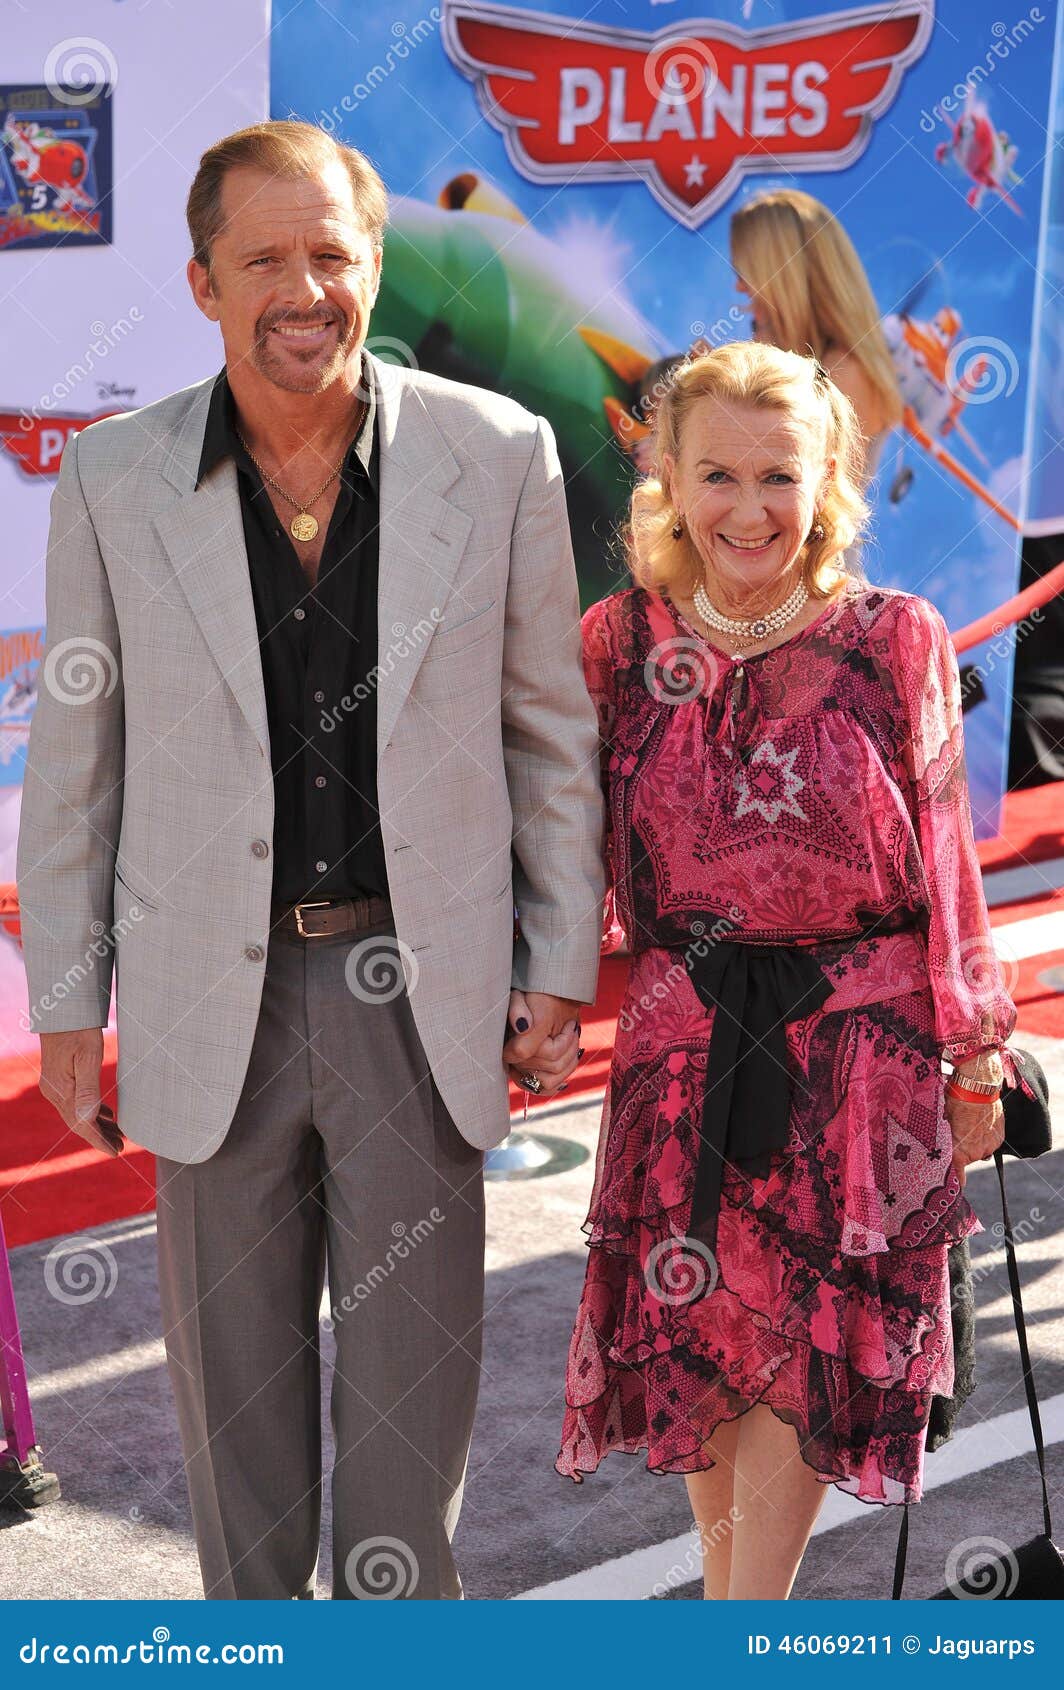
[151,350,473,763]
[154,384,271,760]
[370,350,472,751]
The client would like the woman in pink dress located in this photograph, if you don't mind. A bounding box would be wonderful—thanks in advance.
[555,340,1017,1599]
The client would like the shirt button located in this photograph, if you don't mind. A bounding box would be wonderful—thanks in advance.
[251,839,269,858]
[245,944,265,963]
[293,607,306,621]
[315,859,328,873]
[313,690,325,704]
[314,775,327,788]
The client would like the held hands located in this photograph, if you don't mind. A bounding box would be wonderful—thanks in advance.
[502,991,585,1098]
[38,1029,125,1158]
[946,1051,1005,1187]
[38,1000,587,1153]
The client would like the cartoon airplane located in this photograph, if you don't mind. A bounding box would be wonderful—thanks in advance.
[880,291,1021,533]
[0,672,35,717]
[372,172,664,602]
[1,119,94,214]
[934,86,1022,216]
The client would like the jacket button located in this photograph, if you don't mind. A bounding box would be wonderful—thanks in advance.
[245,944,265,962]
[251,839,269,858]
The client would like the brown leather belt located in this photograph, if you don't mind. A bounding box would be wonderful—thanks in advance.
[270,894,393,939]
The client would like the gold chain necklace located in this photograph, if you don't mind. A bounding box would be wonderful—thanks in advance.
[237,402,363,543]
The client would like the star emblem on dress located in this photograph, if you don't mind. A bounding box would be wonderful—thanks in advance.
[732,738,808,824]
[684,154,707,187]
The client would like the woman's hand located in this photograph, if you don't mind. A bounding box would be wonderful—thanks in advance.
[947,1094,1004,1185]
[502,991,583,1097]
[946,1050,1006,1185]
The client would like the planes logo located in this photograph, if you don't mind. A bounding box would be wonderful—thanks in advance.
[0,410,123,478]
[443,0,934,228]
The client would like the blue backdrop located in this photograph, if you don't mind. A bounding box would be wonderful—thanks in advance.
[272,0,1058,832]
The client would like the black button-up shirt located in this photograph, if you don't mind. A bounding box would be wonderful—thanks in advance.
[195,362,389,904]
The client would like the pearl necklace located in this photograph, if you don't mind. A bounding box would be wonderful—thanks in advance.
[692,576,808,643]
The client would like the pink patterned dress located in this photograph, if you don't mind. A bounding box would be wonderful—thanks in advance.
[555,582,1017,1505]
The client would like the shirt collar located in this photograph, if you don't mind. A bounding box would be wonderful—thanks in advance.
[195,355,377,495]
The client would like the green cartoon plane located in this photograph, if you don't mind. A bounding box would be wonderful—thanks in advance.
[371,173,666,604]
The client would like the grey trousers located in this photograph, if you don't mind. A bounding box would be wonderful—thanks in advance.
[153,915,486,1600]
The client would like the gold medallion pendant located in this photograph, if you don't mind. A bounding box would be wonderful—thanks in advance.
[290,512,318,543]
[235,413,363,547]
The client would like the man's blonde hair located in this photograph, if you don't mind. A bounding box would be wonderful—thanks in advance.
[627,339,870,600]
[186,119,388,277]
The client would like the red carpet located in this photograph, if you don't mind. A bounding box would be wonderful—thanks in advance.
[976,780,1063,873]
[0,1032,157,1248]
[2,783,1061,1248]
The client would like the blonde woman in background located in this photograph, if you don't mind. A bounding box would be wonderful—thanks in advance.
[729,188,902,479]
[555,341,1015,1599]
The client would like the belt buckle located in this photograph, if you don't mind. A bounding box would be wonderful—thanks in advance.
[292,899,335,938]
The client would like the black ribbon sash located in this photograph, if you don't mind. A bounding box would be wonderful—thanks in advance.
[677,933,836,1249]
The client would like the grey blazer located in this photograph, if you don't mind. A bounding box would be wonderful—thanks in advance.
[15,351,606,1161]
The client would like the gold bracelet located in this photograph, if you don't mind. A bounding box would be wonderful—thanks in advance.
[946,1071,1001,1100]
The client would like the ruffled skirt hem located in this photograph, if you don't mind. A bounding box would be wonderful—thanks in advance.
[556,1380,920,1507]
[554,1219,966,1506]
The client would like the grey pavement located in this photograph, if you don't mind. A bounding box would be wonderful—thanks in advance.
[1,1028,1062,1601]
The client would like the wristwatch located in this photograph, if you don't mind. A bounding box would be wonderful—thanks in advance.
[945,1069,1001,1099]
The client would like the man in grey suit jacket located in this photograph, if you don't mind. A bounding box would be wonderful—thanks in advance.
[16,120,606,1600]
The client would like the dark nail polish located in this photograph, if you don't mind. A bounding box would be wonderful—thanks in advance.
[577,1047,586,1059]
[515,1017,530,1032]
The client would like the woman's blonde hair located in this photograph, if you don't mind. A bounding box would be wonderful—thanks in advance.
[729,188,902,434]
[627,339,870,600]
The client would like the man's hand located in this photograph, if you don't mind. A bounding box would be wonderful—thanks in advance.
[38,1029,124,1158]
[503,991,584,1098]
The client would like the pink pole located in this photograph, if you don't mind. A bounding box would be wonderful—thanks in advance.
[0,1205,36,1466]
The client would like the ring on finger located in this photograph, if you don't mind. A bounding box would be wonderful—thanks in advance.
[520,1071,543,1094]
